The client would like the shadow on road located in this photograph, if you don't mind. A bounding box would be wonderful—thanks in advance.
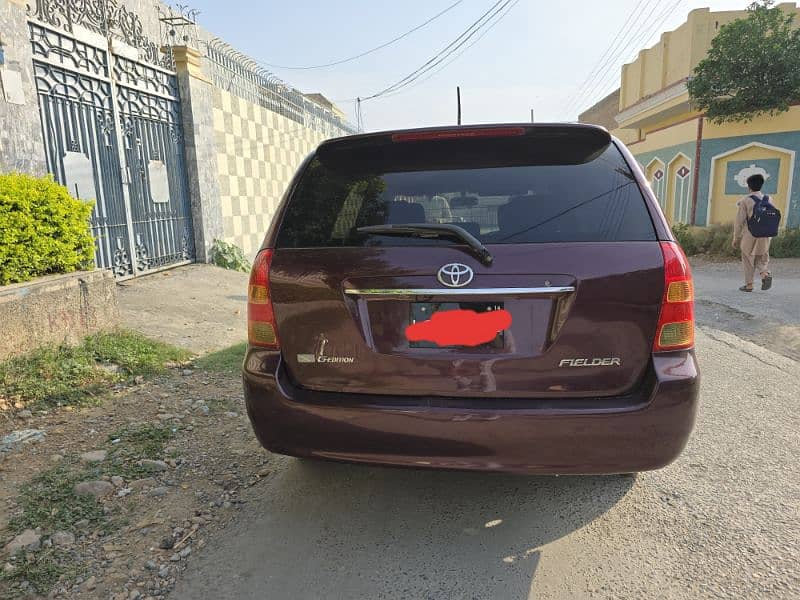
[174,457,635,600]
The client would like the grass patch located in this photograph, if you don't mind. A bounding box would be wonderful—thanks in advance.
[193,342,247,375]
[0,329,190,410]
[0,548,83,598]
[108,423,174,460]
[0,346,111,409]
[8,465,106,534]
[84,330,190,376]
[103,423,176,479]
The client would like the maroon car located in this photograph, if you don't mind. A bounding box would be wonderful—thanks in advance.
[243,124,699,475]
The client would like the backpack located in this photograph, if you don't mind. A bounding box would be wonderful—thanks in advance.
[746,194,781,238]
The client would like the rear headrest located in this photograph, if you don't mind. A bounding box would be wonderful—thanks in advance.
[497,195,536,234]
[387,201,426,224]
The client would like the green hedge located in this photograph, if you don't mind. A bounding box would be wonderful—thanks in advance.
[672,222,800,258]
[0,173,95,285]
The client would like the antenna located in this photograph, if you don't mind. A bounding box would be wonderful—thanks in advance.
[457,86,461,125]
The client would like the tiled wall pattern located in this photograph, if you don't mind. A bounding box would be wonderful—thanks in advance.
[211,88,346,257]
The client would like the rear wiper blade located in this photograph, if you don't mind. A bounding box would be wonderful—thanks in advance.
[356,223,493,266]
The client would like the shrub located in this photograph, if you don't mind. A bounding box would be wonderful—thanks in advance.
[671,223,730,256]
[671,223,699,255]
[0,173,95,285]
[672,222,800,258]
[705,223,739,257]
[210,239,251,272]
[771,227,800,258]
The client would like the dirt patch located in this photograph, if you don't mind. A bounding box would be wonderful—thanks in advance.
[0,363,270,599]
[116,265,248,355]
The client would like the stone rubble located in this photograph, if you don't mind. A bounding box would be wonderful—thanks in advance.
[1,429,45,452]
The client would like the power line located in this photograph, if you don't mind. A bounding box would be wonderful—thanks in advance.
[259,0,465,70]
[587,0,683,95]
[573,0,666,113]
[361,0,514,101]
[564,0,662,117]
[562,0,656,116]
[563,0,658,115]
[365,0,513,100]
[578,0,685,112]
[367,0,520,103]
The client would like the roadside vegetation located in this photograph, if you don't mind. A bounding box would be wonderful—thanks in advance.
[209,239,251,273]
[0,173,94,285]
[0,330,190,411]
[673,223,800,258]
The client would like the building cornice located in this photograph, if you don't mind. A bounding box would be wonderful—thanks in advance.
[616,79,690,128]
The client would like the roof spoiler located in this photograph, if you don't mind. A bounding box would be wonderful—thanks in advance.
[317,123,613,170]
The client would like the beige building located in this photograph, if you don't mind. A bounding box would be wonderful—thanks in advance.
[580,3,800,228]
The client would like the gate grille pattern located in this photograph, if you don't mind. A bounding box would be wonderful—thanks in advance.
[30,22,194,277]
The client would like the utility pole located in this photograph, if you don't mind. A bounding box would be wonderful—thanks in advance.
[457,86,461,125]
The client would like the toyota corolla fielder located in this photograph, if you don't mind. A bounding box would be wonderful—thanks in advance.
[242,123,699,475]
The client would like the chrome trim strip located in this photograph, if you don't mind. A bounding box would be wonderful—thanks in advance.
[344,286,575,297]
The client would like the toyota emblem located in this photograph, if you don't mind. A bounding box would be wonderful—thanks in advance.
[437,263,474,288]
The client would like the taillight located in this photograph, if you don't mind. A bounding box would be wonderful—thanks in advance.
[248,249,279,349]
[654,241,694,352]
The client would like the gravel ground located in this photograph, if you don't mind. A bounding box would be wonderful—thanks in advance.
[171,327,800,600]
[0,368,268,599]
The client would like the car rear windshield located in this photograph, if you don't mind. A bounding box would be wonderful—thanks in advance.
[275,137,656,248]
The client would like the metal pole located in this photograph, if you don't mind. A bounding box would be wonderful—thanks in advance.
[530,108,534,123]
[457,86,461,125]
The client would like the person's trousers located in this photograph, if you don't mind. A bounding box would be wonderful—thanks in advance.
[740,231,771,286]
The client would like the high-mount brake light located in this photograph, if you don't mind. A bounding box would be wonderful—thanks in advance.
[391,127,526,142]
[654,241,694,352]
[247,249,279,349]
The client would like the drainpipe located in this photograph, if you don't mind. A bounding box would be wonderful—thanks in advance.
[690,116,704,225]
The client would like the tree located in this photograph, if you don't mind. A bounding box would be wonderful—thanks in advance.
[687,1,800,124]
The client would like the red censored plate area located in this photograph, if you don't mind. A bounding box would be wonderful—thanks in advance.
[405,309,512,347]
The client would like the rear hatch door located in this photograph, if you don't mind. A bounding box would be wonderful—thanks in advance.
[270,125,664,399]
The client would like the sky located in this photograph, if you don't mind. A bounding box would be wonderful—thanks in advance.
[186,0,754,131]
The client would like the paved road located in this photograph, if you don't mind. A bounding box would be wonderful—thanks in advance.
[171,326,800,599]
[692,257,800,361]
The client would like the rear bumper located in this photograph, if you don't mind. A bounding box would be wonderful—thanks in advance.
[242,350,699,475]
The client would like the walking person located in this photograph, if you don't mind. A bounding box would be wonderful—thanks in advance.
[732,173,776,292]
